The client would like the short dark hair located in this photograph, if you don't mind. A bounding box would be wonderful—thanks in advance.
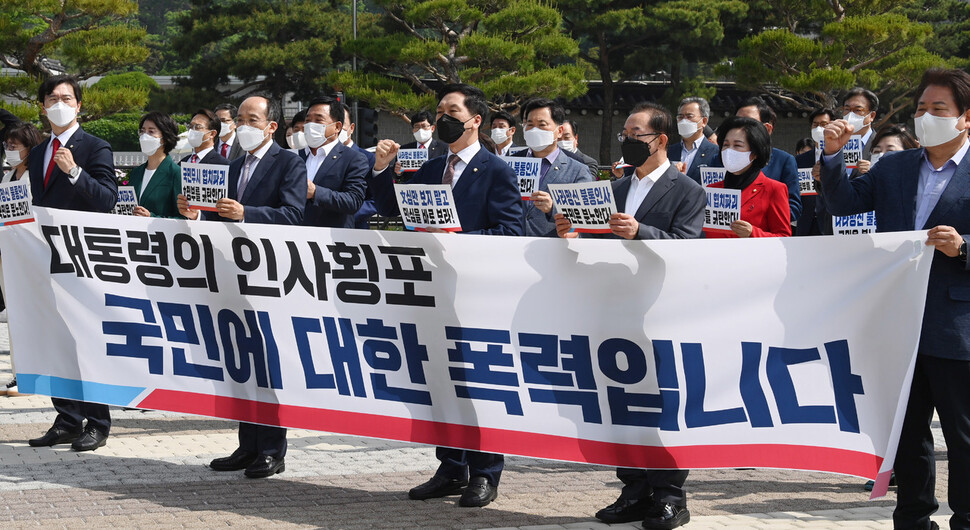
[520,98,566,126]
[307,96,344,124]
[871,123,920,150]
[140,111,179,154]
[3,123,43,164]
[214,103,237,118]
[437,83,488,121]
[795,137,817,153]
[490,110,517,128]
[410,110,434,126]
[716,115,772,171]
[914,68,970,115]
[563,119,579,138]
[808,107,838,125]
[630,101,674,137]
[192,108,220,133]
[843,87,879,113]
[737,96,777,126]
[290,109,307,128]
[247,93,281,123]
[38,75,82,104]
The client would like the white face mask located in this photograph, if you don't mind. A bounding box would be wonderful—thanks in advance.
[490,127,509,144]
[236,124,268,152]
[557,140,575,152]
[845,111,868,133]
[45,101,77,128]
[187,129,207,148]
[287,131,307,150]
[677,119,699,138]
[811,126,826,143]
[338,129,350,144]
[721,148,753,174]
[869,152,883,165]
[915,112,965,148]
[220,122,232,137]
[413,127,433,145]
[4,149,24,167]
[139,133,162,156]
[304,122,332,149]
[524,126,556,151]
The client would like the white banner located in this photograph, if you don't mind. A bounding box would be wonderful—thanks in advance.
[834,211,877,235]
[798,168,817,197]
[0,208,933,499]
[398,149,428,173]
[548,180,616,233]
[500,156,542,199]
[393,183,461,232]
[0,180,33,226]
[700,167,726,187]
[845,136,863,170]
[181,162,229,211]
[112,185,138,216]
[704,188,741,233]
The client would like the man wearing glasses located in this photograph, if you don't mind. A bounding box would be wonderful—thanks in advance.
[180,109,230,166]
[668,97,720,185]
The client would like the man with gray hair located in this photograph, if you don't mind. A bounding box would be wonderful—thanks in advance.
[667,96,720,184]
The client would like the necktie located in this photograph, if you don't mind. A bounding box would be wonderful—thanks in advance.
[420,143,425,149]
[237,154,257,199]
[44,138,60,188]
[191,154,199,164]
[221,142,229,158]
[538,158,552,188]
[442,154,460,186]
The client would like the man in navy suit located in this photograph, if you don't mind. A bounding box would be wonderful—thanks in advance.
[514,98,592,237]
[667,97,720,185]
[371,84,522,508]
[298,96,367,229]
[180,109,231,166]
[794,108,837,236]
[214,103,244,161]
[820,68,970,530]
[26,75,118,452]
[178,94,305,478]
[734,97,802,223]
[556,102,704,530]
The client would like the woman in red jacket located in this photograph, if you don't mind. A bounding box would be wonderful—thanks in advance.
[705,116,791,238]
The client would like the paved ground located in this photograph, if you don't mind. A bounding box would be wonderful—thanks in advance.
[0,323,954,529]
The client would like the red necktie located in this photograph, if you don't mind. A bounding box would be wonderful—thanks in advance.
[191,154,199,163]
[221,142,229,158]
[442,154,459,186]
[44,138,60,188]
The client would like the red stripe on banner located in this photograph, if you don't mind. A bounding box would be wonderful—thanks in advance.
[190,205,219,212]
[138,389,882,478]
[0,218,35,226]
[574,228,612,234]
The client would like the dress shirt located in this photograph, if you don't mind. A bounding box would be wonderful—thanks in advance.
[625,160,670,215]
[305,139,339,181]
[527,147,560,187]
[445,141,481,188]
[238,140,273,195]
[680,136,703,173]
[915,139,970,229]
[44,123,81,185]
[140,168,156,195]
[192,146,214,162]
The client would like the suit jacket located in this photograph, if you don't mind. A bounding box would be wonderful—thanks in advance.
[217,136,244,161]
[667,137,720,185]
[705,173,792,238]
[821,147,970,360]
[299,142,368,228]
[352,142,376,171]
[759,147,801,223]
[514,149,593,237]
[180,149,231,167]
[128,156,182,218]
[605,164,706,240]
[372,145,524,236]
[564,148,599,179]
[29,128,117,212]
[794,149,822,236]
[204,141,305,225]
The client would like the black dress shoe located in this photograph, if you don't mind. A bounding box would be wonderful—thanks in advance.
[458,477,497,507]
[595,498,654,524]
[244,455,285,478]
[71,427,107,452]
[209,448,258,471]
[408,475,467,500]
[28,426,81,447]
[641,502,690,530]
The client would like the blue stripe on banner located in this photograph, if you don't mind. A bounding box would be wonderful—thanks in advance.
[18,374,146,406]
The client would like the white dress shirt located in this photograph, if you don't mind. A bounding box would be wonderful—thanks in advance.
[43,123,81,184]
[625,160,670,214]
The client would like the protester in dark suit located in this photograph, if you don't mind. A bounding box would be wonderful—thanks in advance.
[181,109,231,167]
[128,111,182,218]
[346,105,380,229]
[556,102,703,530]
[215,103,244,161]
[559,119,600,178]
[668,97,720,184]
[388,111,449,182]
[706,116,791,238]
[489,110,523,156]
[794,108,838,236]
[734,97,801,223]
[840,87,879,172]
[820,68,970,530]
[371,84,522,508]
[298,96,367,229]
[178,94,305,479]
[514,99,593,236]
[26,75,118,452]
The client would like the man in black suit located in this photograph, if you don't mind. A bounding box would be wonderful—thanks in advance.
[489,110,522,156]
[214,103,244,161]
[556,102,703,530]
[180,109,231,166]
[668,97,720,184]
[178,94,305,478]
[298,96,368,229]
[794,107,837,236]
[26,75,118,452]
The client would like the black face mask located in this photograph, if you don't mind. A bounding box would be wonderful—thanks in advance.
[620,136,652,168]
[436,114,470,144]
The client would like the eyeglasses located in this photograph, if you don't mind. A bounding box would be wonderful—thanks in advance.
[187,124,210,131]
[617,132,660,143]
[235,117,267,127]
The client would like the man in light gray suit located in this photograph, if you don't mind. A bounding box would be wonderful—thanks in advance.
[556,101,704,530]
[514,98,593,237]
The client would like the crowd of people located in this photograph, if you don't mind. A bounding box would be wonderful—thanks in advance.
[1,67,969,530]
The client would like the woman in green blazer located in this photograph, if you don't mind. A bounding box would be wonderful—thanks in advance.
[130,111,182,218]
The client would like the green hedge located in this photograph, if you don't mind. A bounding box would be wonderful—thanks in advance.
[83,112,141,151]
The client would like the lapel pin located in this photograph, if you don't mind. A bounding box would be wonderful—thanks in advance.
[473,167,478,172]
[554,166,559,170]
